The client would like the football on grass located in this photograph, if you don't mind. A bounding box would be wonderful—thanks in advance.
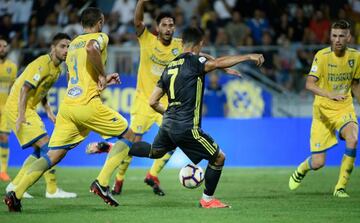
[179,164,204,189]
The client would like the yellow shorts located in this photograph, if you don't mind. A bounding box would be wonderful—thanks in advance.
[0,94,8,116]
[130,97,162,135]
[49,97,128,149]
[310,104,358,153]
[0,107,47,148]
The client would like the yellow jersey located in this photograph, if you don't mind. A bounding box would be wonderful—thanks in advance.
[6,54,61,111]
[309,47,360,110]
[136,28,183,105]
[64,32,108,105]
[0,59,17,96]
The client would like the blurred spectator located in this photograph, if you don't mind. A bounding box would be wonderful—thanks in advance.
[33,0,55,26]
[203,72,228,117]
[205,11,220,44]
[213,0,236,26]
[0,0,14,16]
[225,11,250,47]
[37,12,61,45]
[63,11,82,38]
[10,0,33,26]
[177,0,198,23]
[276,37,296,90]
[308,10,330,44]
[215,27,230,47]
[273,12,293,44]
[289,7,309,43]
[0,14,17,39]
[111,0,136,25]
[173,11,186,38]
[246,9,270,45]
[55,0,72,27]
[258,31,277,82]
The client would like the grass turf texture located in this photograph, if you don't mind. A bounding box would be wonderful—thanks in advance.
[1,167,359,223]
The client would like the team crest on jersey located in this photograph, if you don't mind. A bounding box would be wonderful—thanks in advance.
[6,67,11,74]
[33,73,40,82]
[67,86,83,97]
[172,48,179,56]
[348,59,354,68]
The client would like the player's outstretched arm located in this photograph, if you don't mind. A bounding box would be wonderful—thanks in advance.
[149,86,166,114]
[306,75,346,101]
[134,0,150,36]
[86,40,106,90]
[16,83,32,131]
[204,53,264,74]
[199,52,242,77]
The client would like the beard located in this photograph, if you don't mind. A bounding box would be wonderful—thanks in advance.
[0,52,7,60]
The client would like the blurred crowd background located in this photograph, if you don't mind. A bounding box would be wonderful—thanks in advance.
[1,0,359,117]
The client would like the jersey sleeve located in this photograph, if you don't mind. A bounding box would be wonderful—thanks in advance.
[195,56,207,76]
[353,53,360,80]
[308,51,323,80]
[96,33,109,52]
[23,57,48,89]
[138,28,154,46]
[11,63,18,81]
[157,70,166,89]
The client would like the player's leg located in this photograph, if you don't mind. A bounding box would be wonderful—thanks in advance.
[334,121,358,197]
[289,116,334,190]
[0,132,10,181]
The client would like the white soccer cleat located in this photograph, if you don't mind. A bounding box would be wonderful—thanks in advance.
[6,182,34,198]
[45,188,77,198]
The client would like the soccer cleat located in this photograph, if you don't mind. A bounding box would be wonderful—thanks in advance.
[0,172,11,181]
[144,172,165,196]
[46,188,77,198]
[86,142,111,154]
[199,198,231,209]
[6,182,34,199]
[4,191,22,212]
[90,180,119,207]
[333,188,350,198]
[289,170,305,190]
[111,179,124,195]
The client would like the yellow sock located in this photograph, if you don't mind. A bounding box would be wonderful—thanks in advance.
[116,155,132,181]
[335,155,355,190]
[97,140,130,186]
[14,157,49,199]
[149,152,172,177]
[12,155,37,185]
[297,157,311,175]
[43,168,57,194]
[0,147,9,173]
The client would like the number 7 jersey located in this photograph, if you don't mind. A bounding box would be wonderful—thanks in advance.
[64,33,109,105]
[157,53,207,134]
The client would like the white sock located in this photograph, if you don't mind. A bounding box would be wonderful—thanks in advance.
[202,193,214,201]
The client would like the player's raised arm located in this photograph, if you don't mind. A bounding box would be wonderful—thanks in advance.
[86,40,106,90]
[204,54,264,74]
[134,0,150,36]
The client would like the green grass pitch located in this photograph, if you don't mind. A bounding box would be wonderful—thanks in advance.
[1,167,360,223]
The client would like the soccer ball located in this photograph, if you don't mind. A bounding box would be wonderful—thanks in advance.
[179,164,204,189]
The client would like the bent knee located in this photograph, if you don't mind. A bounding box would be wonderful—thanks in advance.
[311,160,325,170]
[214,151,225,166]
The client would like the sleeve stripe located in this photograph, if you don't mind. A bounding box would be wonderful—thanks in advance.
[24,80,36,89]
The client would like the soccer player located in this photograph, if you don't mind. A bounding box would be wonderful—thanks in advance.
[0,33,76,199]
[87,0,239,196]
[4,7,138,212]
[289,20,360,197]
[0,36,17,182]
[94,27,263,208]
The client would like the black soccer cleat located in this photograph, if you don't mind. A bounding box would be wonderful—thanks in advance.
[4,191,22,212]
[90,180,119,207]
[144,172,165,196]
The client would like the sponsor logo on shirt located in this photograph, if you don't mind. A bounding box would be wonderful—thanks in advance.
[67,86,83,97]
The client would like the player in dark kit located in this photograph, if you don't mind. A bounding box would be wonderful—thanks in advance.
[126,27,264,208]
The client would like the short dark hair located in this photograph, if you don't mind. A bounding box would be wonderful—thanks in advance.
[80,7,103,28]
[0,36,8,43]
[156,11,175,25]
[51,33,71,45]
[182,27,204,46]
[332,20,351,30]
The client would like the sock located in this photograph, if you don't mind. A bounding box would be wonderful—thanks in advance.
[297,156,312,175]
[97,139,131,186]
[202,193,214,201]
[14,157,50,199]
[0,142,9,173]
[12,155,38,185]
[335,148,356,190]
[203,163,223,196]
[115,155,133,181]
[149,151,173,177]
[43,168,57,194]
